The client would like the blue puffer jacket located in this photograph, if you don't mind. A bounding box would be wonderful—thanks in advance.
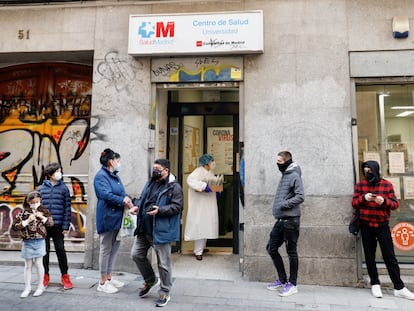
[38,179,71,230]
[134,174,183,245]
[94,166,126,234]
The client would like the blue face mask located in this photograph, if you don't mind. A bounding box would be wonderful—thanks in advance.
[114,163,121,172]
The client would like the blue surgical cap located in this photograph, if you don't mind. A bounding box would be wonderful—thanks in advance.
[199,153,214,166]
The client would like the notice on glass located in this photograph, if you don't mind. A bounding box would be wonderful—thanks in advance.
[386,177,401,199]
[207,127,233,175]
[389,152,405,174]
[363,151,381,165]
[403,176,414,200]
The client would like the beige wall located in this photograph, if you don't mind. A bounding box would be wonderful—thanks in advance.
[1,0,413,285]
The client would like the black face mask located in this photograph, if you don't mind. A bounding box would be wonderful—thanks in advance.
[151,169,163,180]
[364,171,376,183]
[277,159,292,173]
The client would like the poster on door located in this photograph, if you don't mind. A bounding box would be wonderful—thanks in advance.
[207,127,233,175]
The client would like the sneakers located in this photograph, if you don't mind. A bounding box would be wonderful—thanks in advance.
[371,284,383,298]
[155,294,170,307]
[43,273,50,288]
[97,280,119,294]
[267,279,285,291]
[394,287,414,300]
[139,277,160,298]
[109,278,124,288]
[278,282,298,297]
[61,274,73,289]
[33,287,44,297]
[20,288,31,298]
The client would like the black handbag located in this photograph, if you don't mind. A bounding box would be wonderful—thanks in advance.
[348,209,360,236]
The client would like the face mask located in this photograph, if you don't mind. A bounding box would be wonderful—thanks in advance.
[151,169,163,180]
[30,202,41,210]
[209,161,216,170]
[364,172,376,183]
[114,163,121,172]
[277,159,292,173]
[53,171,62,181]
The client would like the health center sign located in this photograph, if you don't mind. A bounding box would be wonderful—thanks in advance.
[128,11,263,56]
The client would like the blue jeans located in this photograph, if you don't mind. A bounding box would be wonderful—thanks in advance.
[266,217,300,285]
[131,234,172,296]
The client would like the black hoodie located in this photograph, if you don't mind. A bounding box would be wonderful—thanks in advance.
[361,160,381,185]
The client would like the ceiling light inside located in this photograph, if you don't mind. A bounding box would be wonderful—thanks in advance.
[396,111,414,117]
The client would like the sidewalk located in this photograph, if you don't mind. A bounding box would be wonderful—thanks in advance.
[1,253,414,310]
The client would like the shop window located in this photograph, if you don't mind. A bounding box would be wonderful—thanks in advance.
[356,84,414,263]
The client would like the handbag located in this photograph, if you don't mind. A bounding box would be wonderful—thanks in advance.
[348,209,360,236]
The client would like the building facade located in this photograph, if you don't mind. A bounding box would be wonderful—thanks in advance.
[1,0,414,286]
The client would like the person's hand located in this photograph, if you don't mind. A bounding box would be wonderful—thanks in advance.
[123,196,133,208]
[374,195,385,205]
[62,230,68,235]
[147,205,159,215]
[129,206,139,215]
[35,211,44,218]
[364,193,376,201]
[27,214,36,223]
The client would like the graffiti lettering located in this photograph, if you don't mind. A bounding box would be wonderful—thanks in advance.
[152,61,181,77]
[95,50,141,92]
[195,57,220,67]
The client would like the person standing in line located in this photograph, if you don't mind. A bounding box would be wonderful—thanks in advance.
[130,158,183,307]
[352,160,414,300]
[184,153,219,260]
[94,148,133,294]
[12,191,54,298]
[266,151,304,297]
[38,162,73,290]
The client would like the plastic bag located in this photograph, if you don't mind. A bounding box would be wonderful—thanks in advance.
[119,208,136,238]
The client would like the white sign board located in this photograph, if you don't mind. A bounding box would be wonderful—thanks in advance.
[128,11,263,56]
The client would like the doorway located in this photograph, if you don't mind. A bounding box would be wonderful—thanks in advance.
[166,89,240,255]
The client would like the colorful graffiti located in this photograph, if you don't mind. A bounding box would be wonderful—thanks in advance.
[0,63,91,250]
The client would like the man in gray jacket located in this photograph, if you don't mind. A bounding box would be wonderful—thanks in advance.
[266,151,304,297]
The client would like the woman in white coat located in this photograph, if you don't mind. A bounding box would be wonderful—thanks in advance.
[184,153,218,260]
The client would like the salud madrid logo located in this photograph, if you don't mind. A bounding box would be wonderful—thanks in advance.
[138,21,175,39]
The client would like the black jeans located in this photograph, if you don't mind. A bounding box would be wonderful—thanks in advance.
[360,222,404,290]
[266,217,300,285]
[43,225,69,275]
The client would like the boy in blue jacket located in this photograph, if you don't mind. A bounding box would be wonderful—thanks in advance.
[38,162,73,290]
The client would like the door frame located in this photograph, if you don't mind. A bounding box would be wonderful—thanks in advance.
[167,99,240,254]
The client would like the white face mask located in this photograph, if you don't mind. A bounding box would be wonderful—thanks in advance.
[53,171,63,181]
[209,161,216,170]
[30,202,41,210]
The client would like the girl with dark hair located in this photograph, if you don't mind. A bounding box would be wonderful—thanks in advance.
[12,191,54,298]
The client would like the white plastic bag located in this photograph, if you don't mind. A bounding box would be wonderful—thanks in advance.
[119,208,136,238]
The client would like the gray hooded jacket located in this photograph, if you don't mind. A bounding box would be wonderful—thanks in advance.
[272,162,305,219]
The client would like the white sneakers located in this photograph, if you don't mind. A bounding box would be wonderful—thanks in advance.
[20,288,31,298]
[97,280,119,294]
[394,287,414,300]
[371,284,383,298]
[109,278,124,288]
[33,287,45,297]
[371,284,414,300]
[20,287,44,298]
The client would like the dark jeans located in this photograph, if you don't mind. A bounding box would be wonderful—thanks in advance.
[360,222,404,290]
[266,217,300,285]
[43,225,68,275]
